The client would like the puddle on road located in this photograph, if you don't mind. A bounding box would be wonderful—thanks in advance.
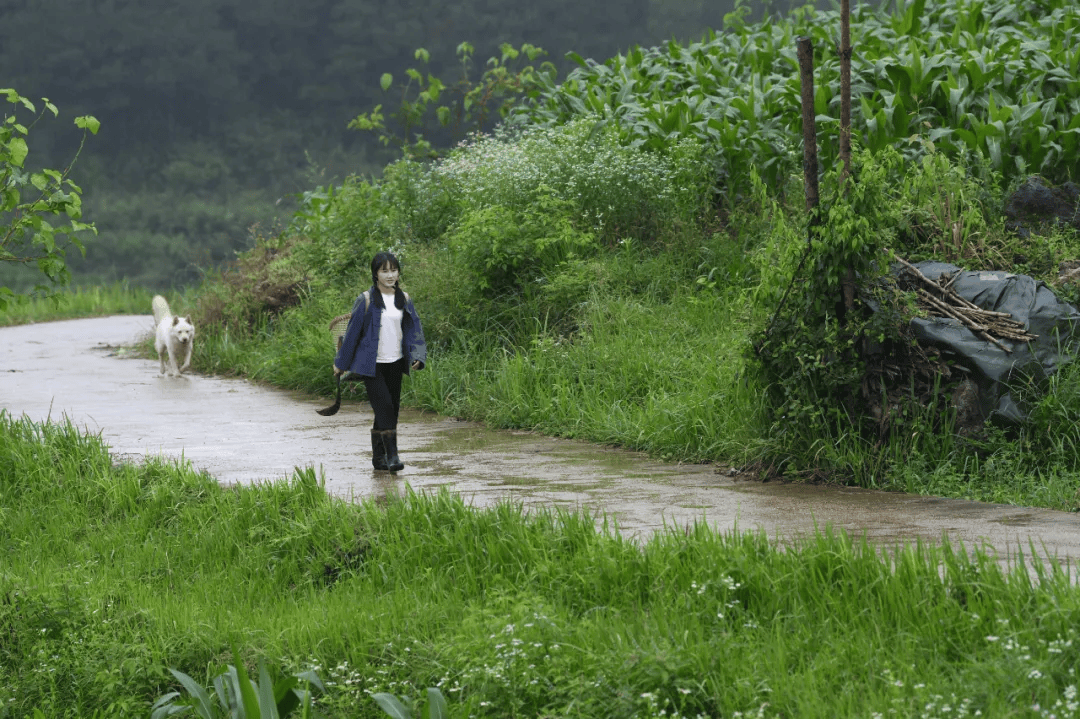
[3,314,1080,578]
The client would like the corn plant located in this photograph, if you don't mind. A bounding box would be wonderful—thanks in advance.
[150,647,323,719]
[514,0,1080,201]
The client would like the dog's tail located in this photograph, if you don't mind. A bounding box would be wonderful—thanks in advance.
[152,295,171,326]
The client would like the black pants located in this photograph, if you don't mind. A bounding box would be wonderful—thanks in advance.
[363,359,405,430]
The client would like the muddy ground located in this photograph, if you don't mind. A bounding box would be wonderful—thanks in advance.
[3,315,1080,575]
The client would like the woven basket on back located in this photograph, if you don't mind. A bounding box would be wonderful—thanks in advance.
[328,313,364,381]
[329,313,351,351]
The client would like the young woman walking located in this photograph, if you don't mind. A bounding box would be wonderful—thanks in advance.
[333,251,427,471]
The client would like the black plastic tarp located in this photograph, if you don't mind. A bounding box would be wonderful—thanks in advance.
[905,261,1080,425]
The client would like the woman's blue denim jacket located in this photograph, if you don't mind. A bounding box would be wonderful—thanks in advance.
[334,286,427,378]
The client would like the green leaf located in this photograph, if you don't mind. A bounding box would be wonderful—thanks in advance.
[74,115,100,134]
[380,73,393,92]
[372,693,411,719]
[7,137,28,167]
[427,688,449,719]
[2,89,34,112]
[257,662,279,719]
[233,646,262,719]
[168,669,216,719]
[149,692,188,719]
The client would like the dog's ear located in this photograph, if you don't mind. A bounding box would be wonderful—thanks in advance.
[172,317,179,326]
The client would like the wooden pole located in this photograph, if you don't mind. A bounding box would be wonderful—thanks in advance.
[797,37,819,217]
[839,0,852,184]
[839,0,856,317]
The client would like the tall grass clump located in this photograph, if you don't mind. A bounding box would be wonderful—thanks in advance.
[0,281,153,326]
[5,411,1080,717]
[884,355,1080,508]
[407,281,767,462]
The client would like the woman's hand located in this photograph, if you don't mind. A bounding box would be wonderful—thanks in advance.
[333,365,343,377]
[411,360,423,371]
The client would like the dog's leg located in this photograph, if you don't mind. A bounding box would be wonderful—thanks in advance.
[167,344,181,377]
[180,342,192,373]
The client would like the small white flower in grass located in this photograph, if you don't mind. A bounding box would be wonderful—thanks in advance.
[1028,669,1043,680]
[986,636,999,642]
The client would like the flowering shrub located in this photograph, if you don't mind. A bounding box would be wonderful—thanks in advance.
[427,117,710,247]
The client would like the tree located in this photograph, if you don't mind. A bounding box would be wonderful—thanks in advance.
[1,88,99,309]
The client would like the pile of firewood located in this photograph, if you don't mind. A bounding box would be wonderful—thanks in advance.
[893,256,1037,353]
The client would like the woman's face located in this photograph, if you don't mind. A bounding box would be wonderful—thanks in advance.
[376,262,399,292]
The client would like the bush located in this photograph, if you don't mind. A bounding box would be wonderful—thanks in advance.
[189,229,309,335]
[447,189,596,295]
[428,117,711,247]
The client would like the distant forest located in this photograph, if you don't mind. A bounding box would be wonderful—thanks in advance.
[0,0,805,291]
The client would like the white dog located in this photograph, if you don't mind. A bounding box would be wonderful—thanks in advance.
[152,295,195,377]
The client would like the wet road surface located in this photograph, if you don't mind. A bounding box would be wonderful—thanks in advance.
[3,315,1080,574]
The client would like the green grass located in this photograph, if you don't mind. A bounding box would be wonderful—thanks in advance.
[2,411,1080,718]
[0,282,153,326]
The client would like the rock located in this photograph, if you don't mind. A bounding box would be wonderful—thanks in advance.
[1004,176,1080,238]
[1058,260,1080,286]
[950,376,982,434]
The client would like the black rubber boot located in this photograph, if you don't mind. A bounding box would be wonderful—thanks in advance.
[381,430,405,472]
[371,429,389,470]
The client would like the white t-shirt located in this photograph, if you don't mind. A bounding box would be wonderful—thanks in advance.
[376,292,404,363]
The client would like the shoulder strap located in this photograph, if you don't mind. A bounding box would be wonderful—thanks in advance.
[364,290,370,310]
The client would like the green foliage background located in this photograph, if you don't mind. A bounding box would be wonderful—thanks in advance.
[0,0,782,293]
